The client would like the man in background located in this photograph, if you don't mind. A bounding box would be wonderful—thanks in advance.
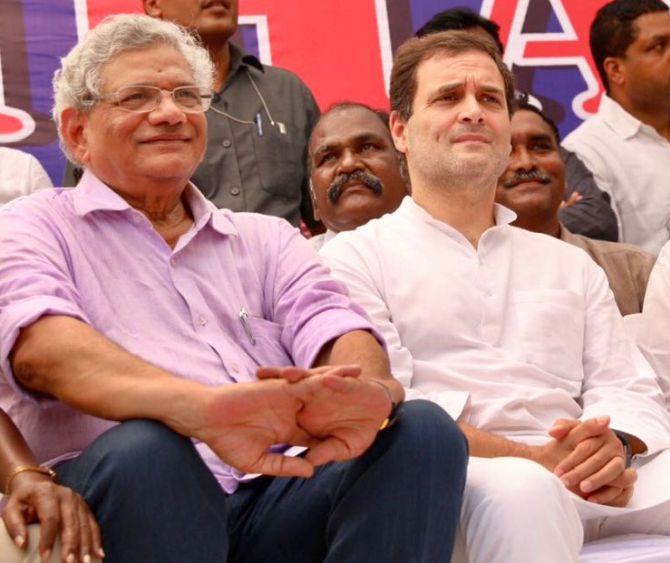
[308,102,407,250]
[564,0,670,255]
[497,103,654,315]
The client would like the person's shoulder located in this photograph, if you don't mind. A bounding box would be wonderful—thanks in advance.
[1,187,72,216]
[563,114,609,146]
[573,234,654,267]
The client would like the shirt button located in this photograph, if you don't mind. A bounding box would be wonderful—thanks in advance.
[169,258,177,267]
[230,186,241,196]
[198,316,207,327]
[230,363,240,373]
[222,139,232,148]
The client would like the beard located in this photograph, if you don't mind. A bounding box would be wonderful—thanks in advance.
[406,126,511,195]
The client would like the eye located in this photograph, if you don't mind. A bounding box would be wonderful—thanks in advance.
[481,94,502,105]
[174,87,202,107]
[317,153,337,166]
[361,142,377,152]
[436,92,459,103]
[531,141,553,152]
[117,87,153,109]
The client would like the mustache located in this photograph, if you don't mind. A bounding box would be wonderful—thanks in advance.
[327,170,383,204]
[501,168,552,188]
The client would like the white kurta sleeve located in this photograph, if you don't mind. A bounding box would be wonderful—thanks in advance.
[320,234,469,421]
[637,242,670,410]
[580,258,670,455]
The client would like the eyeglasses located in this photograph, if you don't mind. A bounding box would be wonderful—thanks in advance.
[91,85,213,114]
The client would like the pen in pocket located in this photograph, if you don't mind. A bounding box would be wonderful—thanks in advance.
[239,307,256,345]
[255,113,263,137]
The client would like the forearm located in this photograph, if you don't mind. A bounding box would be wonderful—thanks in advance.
[0,410,39,490]
[11,315,207,428]
[459,422,539,461]
[314,330,404,403]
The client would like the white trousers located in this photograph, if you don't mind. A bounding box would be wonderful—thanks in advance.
[452,453,670,563]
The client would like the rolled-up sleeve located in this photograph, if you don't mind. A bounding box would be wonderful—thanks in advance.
[0,201,89,395]
[267,221,384,369]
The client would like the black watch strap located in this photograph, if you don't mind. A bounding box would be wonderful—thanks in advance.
[613,430,633,468]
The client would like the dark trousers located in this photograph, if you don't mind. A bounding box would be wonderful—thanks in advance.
[56,400,468,562]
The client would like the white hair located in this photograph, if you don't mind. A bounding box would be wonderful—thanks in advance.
[53,14,214,164]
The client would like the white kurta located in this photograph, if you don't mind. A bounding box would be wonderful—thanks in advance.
[320,197,670,451]
[563,96,670,256]
[320,196,670,561]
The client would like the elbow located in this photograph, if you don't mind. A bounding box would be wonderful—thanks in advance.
[10,328,52,394]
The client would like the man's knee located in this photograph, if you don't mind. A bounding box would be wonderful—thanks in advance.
[64,419,197,489]
[394,399,468,458]
[465,456,574,516]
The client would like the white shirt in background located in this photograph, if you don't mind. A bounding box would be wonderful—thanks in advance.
[0,147,53,205]
[309,229,337,251]
[563,96,670,256]
[319,196,670,451]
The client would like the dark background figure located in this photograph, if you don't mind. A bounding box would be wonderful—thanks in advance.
[496,103,654,315]
[415,7,619,242]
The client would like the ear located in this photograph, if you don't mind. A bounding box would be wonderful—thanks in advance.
[389,110,409,156]
[143,0,162,18]
[60,108,91,166]
[308,178,322,222]
[603,56,625,89]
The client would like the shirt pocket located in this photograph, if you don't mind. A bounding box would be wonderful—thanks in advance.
[511,289,585,381]
[251,120,303,199]
[236,314,293,368]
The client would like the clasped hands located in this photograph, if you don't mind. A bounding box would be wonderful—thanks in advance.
[190,365,397,480]
[535,416,637,507]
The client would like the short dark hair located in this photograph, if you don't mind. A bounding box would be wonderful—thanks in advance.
[391,31,515,121]
[590,0,669,91]
[415,8,505,54]
[513,101,561,145]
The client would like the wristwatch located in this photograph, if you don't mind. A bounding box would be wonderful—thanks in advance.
[613,430,633,468]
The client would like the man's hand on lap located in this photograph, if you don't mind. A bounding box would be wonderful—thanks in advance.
[536,417,635,506]
[182,380,319,479]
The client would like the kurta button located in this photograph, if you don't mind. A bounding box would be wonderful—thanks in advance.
[198,316,207,326]
[222,139,232,148]
[230,186,241,196]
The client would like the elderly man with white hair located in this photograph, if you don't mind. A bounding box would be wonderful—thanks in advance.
[0,14,468,563]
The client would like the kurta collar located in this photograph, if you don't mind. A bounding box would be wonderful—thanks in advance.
[399,196,517,234]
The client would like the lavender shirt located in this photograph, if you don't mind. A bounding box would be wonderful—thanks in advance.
[0,170,378,493]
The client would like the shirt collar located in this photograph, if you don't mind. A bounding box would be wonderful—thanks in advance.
[399,196,517,233]
[228,43,264,77]
[71,169,238,237]
[599,95,644,140]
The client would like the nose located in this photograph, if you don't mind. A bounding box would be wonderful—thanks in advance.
[510,145,534,171]
[457,94,485,125]
[147,91,187,125]
[336,148,363,175]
